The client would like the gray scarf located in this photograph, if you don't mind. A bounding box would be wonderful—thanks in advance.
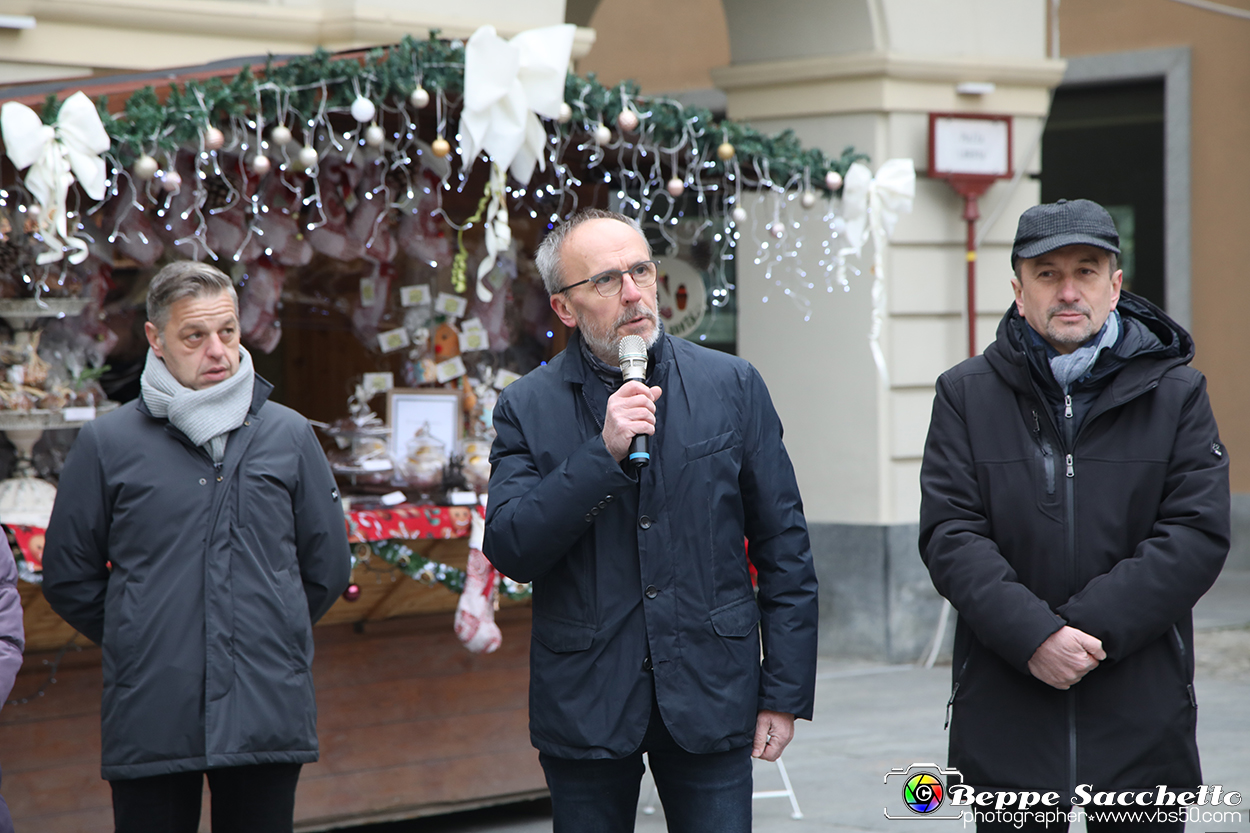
[1049,310,1120,393]
[141,345,255,463]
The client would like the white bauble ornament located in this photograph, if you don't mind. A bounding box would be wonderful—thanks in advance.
[825,170,843,191]
[25,204,40,219]
[731,206,747,224]
[351,96,376,123]
[594,123,612,144]
[717,142,735,161]
[298,145,319,169]
[558,102,572,124]
[204,126,225,151]
[800,190,817,209]
[250,154,272,176]
[364,124,385,148]
[666,177,685,198]
[617,109,638,132]
[270,124,293,146]
[431,136,451,158]
[769,223,784,239]
[133,154,159,181]
[160,170,182,192]
[409,86,430,109]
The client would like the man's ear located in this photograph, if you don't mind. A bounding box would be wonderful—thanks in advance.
[144,321,165,357]
[1109,269,1123,311]
[1010,276,1025,315]
[550,294,578,329]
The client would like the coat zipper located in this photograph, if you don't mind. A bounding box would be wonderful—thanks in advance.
[1032,410,1056,495]
[1172,625,1198,708]
[1028,376,1161,802]
[945,654,971,730]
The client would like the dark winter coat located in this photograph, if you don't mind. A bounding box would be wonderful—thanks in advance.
[484,331,818,759]
[0,537,23,708]
[919,293,1229,797]
[43,377,351,780]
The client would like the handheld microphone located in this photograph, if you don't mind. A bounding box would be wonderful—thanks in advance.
[618,335,650,468]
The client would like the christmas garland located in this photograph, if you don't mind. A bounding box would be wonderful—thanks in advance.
[28,32,863,193]
[357,539,532,601]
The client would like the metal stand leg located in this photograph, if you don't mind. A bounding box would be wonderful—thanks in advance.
[752,757,803,820]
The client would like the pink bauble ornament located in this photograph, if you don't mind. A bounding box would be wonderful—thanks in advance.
[343,583,361,602]
[409,86,430,109]
[204,126,225,151]
[825,170,843,191]
[617,108,639,132]
[250,154,272,175]
[351,96,376,124]
[666,177,685,198]
[160,170,182,192]
[270,124,292,146]
[133,154,159,181]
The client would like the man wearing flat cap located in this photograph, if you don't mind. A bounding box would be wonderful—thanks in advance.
[919,199,1229,831]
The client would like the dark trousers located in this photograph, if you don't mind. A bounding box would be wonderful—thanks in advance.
[110,763,302,833]
[539,700,753,833]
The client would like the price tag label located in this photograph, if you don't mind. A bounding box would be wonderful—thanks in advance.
[400,284,431,307]
[435,355,467,383]
[434,292,468,319]
[376,327,411,353]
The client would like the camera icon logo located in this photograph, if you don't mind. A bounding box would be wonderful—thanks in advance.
[884,763,964,820]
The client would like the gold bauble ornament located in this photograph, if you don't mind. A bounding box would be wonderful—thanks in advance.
[717,142,735,161]
[431,136,451,158]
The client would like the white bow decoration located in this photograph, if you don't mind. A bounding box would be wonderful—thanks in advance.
[836,158,915,383]
[460,23,576,185]
[476,162,511,302]
[1,91,111,265]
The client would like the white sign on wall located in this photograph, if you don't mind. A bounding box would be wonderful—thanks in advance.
[931,116,1010,178]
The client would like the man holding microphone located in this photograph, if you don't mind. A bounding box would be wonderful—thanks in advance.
[485,209,818,832]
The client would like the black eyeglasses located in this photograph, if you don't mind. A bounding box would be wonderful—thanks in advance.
[556,260,659,298]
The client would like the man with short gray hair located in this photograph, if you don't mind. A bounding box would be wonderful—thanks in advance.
[44,261,351,833]
[486,209,818,832]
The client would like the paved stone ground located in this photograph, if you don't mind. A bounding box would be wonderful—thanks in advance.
[355,571,1250,832]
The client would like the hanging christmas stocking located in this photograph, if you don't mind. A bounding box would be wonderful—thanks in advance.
[454,511,502,654]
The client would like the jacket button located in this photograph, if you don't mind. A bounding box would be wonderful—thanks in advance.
[584,513,593,522]
[591,506,600,516]
[645,585,658,599]
[605,494,614,503]
[639,516,652,529]
[199,478,207,485]
[598,500,607,509]
[642,656,653,671]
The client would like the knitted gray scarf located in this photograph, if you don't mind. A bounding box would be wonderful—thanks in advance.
[1049,310,1121,393]
[141,345,255,463]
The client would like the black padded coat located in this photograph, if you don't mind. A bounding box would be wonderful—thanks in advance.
[44,377,351,780]
[484,331,818,759]
[919,293,1229,797]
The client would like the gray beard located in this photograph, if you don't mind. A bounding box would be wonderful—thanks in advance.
[578,305,660,365]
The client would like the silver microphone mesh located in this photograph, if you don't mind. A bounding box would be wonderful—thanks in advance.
[618,335,648,382]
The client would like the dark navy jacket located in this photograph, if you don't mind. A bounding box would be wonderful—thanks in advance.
[484,331,818,759]
[920,293,1229,796]
[44,377,351,780]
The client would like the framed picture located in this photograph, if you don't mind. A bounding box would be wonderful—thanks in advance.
[387,388,462,459]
